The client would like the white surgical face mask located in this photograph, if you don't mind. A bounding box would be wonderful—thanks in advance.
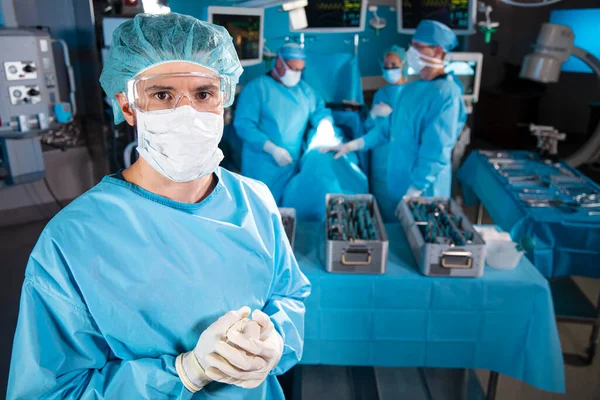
[383,68,403,84]
[406,46,444,73]
[136,105,224,182]
[275,58,302,88]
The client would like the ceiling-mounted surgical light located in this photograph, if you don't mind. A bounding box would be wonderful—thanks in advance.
[234,0,308,30]
[499,0,563,7]
[281,0,308,30]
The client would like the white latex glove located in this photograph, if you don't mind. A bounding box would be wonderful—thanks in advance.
[370,103,393,118]
[404,186,423,198]
[263,140,293,167]
[319,137,365,160]
[205,310,284,389]
[177,307,261,392]
[219,318,265,371]
[395,186,423,217]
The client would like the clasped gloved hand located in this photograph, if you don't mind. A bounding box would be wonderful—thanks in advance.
[177,307,283,392]
[205,309,284,389]
[320,137,365,159]
[263,140,293,167]
[177,307,266,392]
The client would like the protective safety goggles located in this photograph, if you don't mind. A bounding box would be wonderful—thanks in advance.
[126,72,234,113]
[281,57,304,73]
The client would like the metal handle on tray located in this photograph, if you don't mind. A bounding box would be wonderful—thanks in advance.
[341,248,372,266]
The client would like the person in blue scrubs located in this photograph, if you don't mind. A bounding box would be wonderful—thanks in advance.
[7,13,310,400]
[368,47,409,220]
[234,44,333,204]
[323,21,466,220]
[322,46,409,221]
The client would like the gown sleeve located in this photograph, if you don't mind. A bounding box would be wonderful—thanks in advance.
[264,212,311,375]
[409,92,463,192]
[362,89,391,150]
[234,81,271,152]
[7,230,193,400]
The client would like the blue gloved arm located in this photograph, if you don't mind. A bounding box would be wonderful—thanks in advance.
[233,82,270,152]
[409,94,462,192]
[7,237,192,400]
[362,116,391,151]
[264,213,311,375]
[362,89,391,151]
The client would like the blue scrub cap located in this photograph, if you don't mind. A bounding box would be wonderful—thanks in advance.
[385,45,407,62]
[278,43,306,61]
[413,20,459,52]
[100,13,243,124]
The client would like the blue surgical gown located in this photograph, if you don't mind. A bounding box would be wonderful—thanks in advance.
[368,74,466,219]
[361,84,406,221]
[234,74,332,203]
[7,168,311,400]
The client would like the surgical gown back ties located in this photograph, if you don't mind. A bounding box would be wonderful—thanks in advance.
[364,84,406,222]
[7,168,311,400]
[385,73,467,218]
[234,74,332,204]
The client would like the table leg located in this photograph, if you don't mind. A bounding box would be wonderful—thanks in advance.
[583,292,600,365]
[554,279,600,367]
[486,372,499,400]
[476,202,484,225]
[292,366,303,400]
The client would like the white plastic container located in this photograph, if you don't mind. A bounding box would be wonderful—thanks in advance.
[485,239,524,270]
[474,226,524,270]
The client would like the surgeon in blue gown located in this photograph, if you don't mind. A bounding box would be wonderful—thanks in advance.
[234,44,333,203]
[7,13,310,400]
[322,46,409,221]
[323,21,466,220]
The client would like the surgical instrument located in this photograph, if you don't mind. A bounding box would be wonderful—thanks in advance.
[325,194,388,274]
[397,197,486,278]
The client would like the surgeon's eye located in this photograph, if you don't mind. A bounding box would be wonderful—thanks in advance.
[153,92,171,102]
[195,91,212,102]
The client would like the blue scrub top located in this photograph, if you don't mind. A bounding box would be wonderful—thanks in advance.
[363,84,406,221]
[234,74,332,203]
[7,168,311,400]
[387,73,467,199]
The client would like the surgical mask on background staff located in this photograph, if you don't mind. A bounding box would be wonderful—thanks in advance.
[381,46,407,85]
[274,57,302,88]
[406,46,445,73]
[383,68,403,84]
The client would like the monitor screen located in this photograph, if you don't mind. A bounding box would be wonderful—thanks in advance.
[398,0,473,34]
[406,53,482,103]
[550,9,600,74]
[210,13,261,61]
[299,0,366,32]
[407,61,477,94]
[445,60,476,95]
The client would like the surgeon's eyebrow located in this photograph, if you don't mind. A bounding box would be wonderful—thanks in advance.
[144,85,176,92]
[192,83,220,92]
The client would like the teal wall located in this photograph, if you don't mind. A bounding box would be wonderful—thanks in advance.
[169,1,416,85]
